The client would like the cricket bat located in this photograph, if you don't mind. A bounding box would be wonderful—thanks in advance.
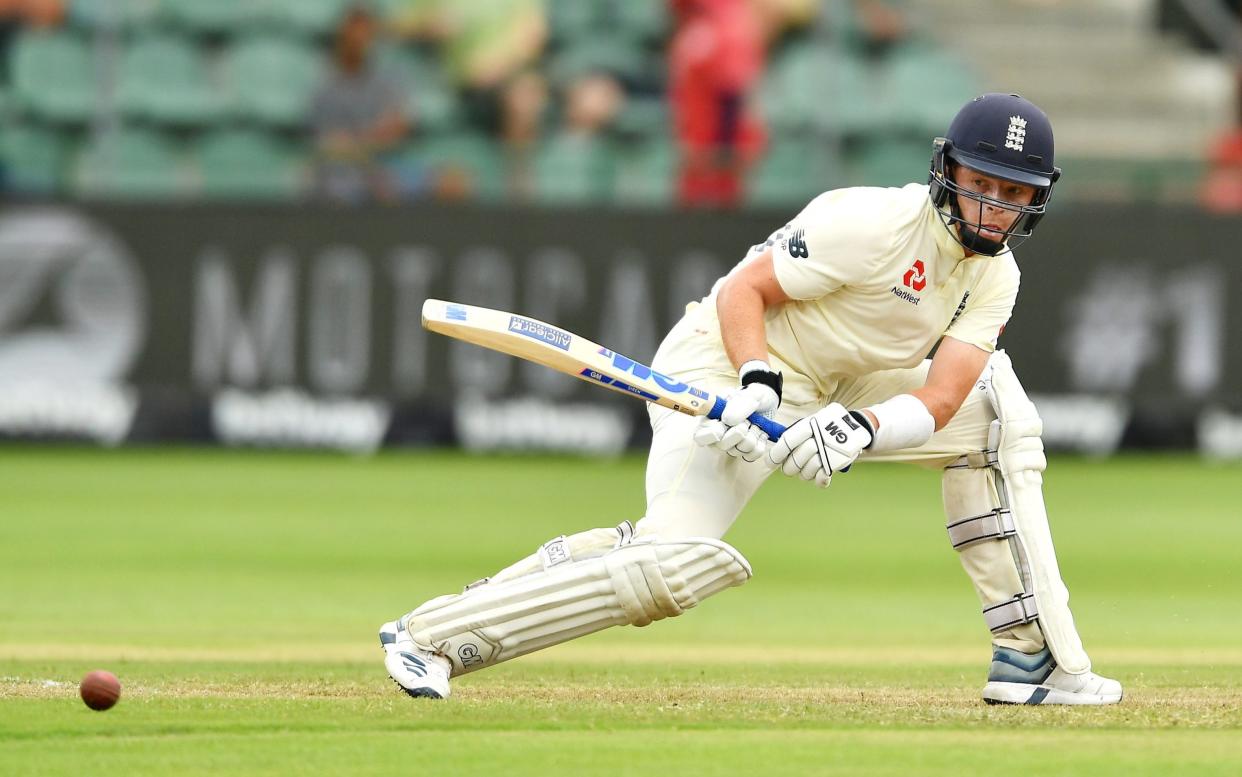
[421,298,787,441]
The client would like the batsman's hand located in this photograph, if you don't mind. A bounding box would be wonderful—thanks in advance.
[693,364,782,463]
[694,415,772,462]
[767,403,873,488]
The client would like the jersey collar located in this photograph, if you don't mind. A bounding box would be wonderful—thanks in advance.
[928,200,969,265]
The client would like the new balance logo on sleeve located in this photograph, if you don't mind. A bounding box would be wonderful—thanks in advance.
[785,229,809,259]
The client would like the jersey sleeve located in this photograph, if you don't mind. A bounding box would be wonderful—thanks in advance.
[943,256,1021,352]
[770,189,894,301]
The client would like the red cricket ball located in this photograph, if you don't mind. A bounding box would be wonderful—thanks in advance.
[80,670,121,711]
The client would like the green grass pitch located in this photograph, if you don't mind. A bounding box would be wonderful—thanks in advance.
[2,447,1240,775]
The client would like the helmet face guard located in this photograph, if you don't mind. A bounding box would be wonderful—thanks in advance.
[927,94,1062,256]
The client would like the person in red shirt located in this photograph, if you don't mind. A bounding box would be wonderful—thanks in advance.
[669,0,769,208]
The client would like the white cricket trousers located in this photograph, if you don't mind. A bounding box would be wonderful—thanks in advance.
[636,357,992,540]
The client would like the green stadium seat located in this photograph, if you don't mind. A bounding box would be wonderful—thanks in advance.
[547,0,667,46]
[760,41,884,139]
[547,0,593,42]
[116,34,224,125]
[195,128,306,199]
[404,133,505,201]
[0,124,70,194]
[617,1,668,43]
[883,44,980,136]
[69,0,161,30]
[74,126,189,198]
[746,136,839,208]
[226,36,323,127]
[612,95,667,140]
[533,132,616,205]
[611,137,674,207]
[10,30,96,123]
[548,36,651,87]
[845,135,932,189]
[259,0,349,37]
[159,0,255,35]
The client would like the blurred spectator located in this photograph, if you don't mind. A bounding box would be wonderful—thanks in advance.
[1202,133,1242,212]
[25,0,62,26]
[807,0,910,57]
[1192,0,1242,213]
[0,0,64,83]
[564,72,626,133]
[390,0,547,135]
[310,5,409,203]
[851,0,908,54]
[669,0,770,208]
[500,68,549,199]
[389,0,548,200]
[528,70,625,203]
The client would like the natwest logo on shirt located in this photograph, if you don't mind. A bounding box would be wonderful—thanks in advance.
[902,260,927,292]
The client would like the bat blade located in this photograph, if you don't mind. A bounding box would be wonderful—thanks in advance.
[420,298,785,439]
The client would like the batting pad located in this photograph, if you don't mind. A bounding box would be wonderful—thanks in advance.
[985,350,1091,674]
[942,464,1045,655]
[405,537,752,676]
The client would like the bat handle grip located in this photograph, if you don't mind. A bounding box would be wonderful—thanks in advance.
[707,396,787,442]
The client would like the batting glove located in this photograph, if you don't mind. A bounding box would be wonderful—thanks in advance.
[767,402,874,488]
[693,361,782,463]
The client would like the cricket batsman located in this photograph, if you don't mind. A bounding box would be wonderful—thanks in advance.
[381,93,1124,705]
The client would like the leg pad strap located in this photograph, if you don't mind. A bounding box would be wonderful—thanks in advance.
[983,593,1040,633]
[947,507,1016,549]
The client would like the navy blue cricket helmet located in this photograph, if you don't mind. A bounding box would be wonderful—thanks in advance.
[928,93,1061,256]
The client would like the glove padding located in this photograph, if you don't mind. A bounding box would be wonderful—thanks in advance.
[766,402,873,488]
[693,382,779,462]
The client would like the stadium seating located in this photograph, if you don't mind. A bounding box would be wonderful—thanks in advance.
[1,2,990,205]
[159,0,254,36]
[10,30,96,123]
[612,136,674,206]
[74,125,188,198]
[882,43,979,136]
[225,35,323,127]
[533,132,616,204]
[845,136,933,189]
[760,41,885,139]
[258,0,351,37]
[545,0,665,88]
[0,124,69,194]
[68,0,160,30]
[195,128,306,199]
[747,136,840,207]
[116,33,224,125]
[611,95,667,141]
[548,37,650,89]
[547,0,667,46]
[404,133,505,201]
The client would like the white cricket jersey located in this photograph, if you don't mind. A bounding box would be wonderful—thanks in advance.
[656,183,1021,405]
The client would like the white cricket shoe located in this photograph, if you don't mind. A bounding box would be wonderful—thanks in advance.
[379,617,452,699]
[982,646,1122,705]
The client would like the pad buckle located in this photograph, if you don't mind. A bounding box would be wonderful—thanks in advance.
[983,593,1039,633]
[946,508,1016,549]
